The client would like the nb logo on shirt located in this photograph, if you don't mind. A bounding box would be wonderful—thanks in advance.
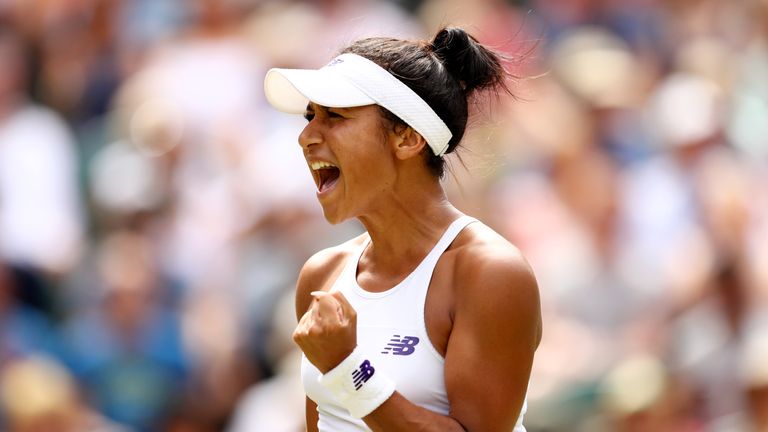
[381,335,420,356]
[352,360,375,390]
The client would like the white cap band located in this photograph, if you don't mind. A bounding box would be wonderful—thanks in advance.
[264,53,453,156]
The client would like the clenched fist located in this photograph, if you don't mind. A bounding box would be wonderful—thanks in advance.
[293,290,358,373]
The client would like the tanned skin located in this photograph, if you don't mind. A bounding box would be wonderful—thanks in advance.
[292,103,542,432]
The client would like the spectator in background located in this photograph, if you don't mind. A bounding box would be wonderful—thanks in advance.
[61,230,189,431]
[0,25,83,315]
[105,1,279,422]
[226,289,305,432]
[0,262,61,369]
[0,356,129,432]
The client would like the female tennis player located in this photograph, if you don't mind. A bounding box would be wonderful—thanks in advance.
[264,27,542,432]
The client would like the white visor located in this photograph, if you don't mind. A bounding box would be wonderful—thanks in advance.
[264,53,452,156]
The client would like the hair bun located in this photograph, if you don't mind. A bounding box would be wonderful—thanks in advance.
[429,27,506,94]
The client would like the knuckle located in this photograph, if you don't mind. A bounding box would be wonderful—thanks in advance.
[307,325,323,337]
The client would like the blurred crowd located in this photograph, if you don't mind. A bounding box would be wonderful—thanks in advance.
[0,0,767,431]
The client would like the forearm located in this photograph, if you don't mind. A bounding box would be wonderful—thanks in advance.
[364,392,466,432]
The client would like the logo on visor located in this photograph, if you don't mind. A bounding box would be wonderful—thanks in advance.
[326,58,344,67]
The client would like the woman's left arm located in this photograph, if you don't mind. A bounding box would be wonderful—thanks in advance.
[365,245,541,431]
[443,246,542,430]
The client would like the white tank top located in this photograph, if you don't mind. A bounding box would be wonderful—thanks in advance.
[301,216,527,431]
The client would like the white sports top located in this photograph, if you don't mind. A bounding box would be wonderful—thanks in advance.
[301,216,527,431]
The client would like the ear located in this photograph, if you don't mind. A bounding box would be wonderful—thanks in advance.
[390,124,427,161]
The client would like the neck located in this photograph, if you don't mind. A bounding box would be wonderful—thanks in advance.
[356,175,463,277]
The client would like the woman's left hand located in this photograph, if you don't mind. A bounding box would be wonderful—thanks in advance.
[293,290,358,373]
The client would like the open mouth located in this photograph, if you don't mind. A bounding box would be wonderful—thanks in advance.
[310,161,341,194]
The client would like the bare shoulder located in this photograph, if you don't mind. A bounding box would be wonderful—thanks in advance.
[450,222,536,285]
[449,222,542,346]
[294,233,367,321]
[456,220,525,254]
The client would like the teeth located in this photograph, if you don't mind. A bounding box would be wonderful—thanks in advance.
[310,161,337,170]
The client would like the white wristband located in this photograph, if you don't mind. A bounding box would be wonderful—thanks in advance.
[318,347,396,418]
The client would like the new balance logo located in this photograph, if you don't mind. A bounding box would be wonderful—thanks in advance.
[381,335,420,356]
[326,58,344,67]
[352,360,375,390]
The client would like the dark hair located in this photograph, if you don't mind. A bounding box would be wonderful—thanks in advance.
[341,27,512,177]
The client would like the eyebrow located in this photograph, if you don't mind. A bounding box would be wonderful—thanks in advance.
[306,103,353,113]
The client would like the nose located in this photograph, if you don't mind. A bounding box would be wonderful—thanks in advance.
[298,120,321,150]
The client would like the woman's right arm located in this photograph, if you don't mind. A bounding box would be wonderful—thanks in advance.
[295,253,329,432]
[294,245,351,432]
[306,397,319,432]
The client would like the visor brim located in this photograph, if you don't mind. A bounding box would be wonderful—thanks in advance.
[264,68,376,114]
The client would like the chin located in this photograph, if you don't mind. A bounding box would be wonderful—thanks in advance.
[320,206,348,225]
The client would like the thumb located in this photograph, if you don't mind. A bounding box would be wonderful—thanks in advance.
[330,291,356,324]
